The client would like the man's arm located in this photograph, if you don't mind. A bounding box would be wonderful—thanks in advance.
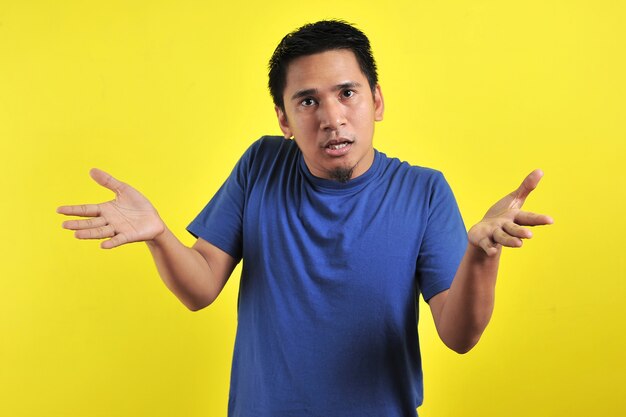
[57,168,237,311]
[146,230,238,310]
[428,169,553,353]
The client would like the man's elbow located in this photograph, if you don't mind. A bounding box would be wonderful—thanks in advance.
[443,334,482,354]
[186,302,208,312]
[182,293,218,312]
[449,341,476,355]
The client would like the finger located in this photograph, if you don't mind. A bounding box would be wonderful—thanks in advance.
[478,237,500,256]
[90,168,126,195]
[515,211,554,226]
[74,225,116,240]
[513,169,544,208]
[502,222,533,239]
[101,233,128,249]
[493,227,523,247]
[62,217,107,230]
[57,204,101,217]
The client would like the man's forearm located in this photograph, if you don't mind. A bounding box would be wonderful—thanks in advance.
[146,228,224,311]
[433,244,501,353]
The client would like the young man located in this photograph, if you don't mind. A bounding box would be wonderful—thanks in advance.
[58,20,552,417]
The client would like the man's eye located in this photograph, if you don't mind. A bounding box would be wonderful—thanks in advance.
[301,98,316,107]
[342,90,355,98]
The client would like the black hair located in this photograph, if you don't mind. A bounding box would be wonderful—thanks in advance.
[268,19,378,110]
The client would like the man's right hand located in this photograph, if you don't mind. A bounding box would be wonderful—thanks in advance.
[57,168,166,249]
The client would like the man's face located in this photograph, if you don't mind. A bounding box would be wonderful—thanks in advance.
[275,49,384,182]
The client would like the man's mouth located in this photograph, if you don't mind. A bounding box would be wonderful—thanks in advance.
[327,142,350,150]
[323,139,353,156]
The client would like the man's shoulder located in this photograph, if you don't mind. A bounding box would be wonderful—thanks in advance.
[236,135,298,169]
[376,150,447,186]
[233,136,300,182]
[247,135,297,155]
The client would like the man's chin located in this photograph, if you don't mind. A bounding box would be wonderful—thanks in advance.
[328,166,354,183]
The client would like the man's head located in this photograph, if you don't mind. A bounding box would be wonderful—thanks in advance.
[268,20,384,183]
[268,20,378,111]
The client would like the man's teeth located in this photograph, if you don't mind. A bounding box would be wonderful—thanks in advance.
[329,142,349,150]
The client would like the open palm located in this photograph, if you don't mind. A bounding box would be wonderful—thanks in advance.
[468,169,553,256]
[57,169,165,249]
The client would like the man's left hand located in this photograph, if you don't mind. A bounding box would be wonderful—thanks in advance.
[468,169,554,256]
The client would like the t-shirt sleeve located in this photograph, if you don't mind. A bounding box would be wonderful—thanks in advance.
[416,172,468,302]
[186,148,251,261]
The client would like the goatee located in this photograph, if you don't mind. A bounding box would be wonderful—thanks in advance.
[329,167,354,183]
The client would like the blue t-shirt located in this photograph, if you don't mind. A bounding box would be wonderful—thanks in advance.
[188,136,467,417]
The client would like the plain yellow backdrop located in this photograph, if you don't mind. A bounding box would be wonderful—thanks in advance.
[1,1,624,416]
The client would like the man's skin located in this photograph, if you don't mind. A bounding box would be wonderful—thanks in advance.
[57,49,553,354]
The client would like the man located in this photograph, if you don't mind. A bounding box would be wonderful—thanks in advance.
[58,20,552,417]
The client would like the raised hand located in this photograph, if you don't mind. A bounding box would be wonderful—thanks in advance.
[57,169,165,249]
[468,169,553,256]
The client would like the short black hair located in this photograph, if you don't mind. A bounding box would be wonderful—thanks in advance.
[268,19,378,110]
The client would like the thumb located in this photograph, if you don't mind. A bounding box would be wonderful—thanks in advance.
[513,169,543,208]
[89,168,126,194]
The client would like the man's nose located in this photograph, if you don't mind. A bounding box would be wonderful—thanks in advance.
[319,100,347,131]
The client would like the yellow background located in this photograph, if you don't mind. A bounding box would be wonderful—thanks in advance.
[1,1,624,416]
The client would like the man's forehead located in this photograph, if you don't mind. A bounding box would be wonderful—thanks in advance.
[283,49,366,92]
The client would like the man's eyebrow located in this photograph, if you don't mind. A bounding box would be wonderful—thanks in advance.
[290,82,363,101]
[291,88,318,101]
[334,81,362,91]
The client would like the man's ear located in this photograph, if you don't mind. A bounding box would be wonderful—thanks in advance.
[374,84,384,122]
[275,105,293,138]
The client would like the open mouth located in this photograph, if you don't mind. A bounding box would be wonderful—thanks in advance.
[323,139,353,156]
[327,142,350,150]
